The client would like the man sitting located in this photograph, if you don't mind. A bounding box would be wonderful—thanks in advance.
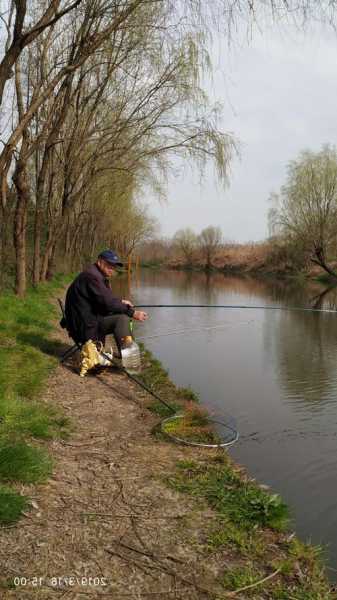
[65,250,148,372]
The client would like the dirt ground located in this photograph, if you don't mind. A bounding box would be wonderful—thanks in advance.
[0,322,227,600]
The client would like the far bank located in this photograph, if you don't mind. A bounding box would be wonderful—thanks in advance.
[140,240,337,282]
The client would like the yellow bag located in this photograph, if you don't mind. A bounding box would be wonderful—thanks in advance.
[79,340,101,377]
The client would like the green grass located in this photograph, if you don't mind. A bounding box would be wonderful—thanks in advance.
[147,400,181,417]
[140,261,164,269]
[165,455,333,599]
[0,274,71,402]
[0,394,69,440]
[0,485,28,524]
[162,405,221,444]
[208,520,266,557]
[169,457,289,531]
[176,386,199,403]
[0,441,52,483]
[138,345,202,417]
[0,274,72,521]
[221,563,264,592]
[138,353,170,390]
[139,346,222,442]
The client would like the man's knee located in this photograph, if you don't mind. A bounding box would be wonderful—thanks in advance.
[114,314,132,339]
[116,314,129,324]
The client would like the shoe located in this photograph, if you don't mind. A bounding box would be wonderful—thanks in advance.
[120,335,133,349]
[98,350,113,366]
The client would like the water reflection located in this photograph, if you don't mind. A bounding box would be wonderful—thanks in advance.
[116,269,337,576]
[309,284,337,311]
[266,310,336,407]
[131,269,337,308]
[261,284,337,408]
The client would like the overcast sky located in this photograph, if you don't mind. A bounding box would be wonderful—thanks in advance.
[147,20,337,243]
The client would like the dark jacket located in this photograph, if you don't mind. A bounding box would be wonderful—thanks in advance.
[65,264,134,343]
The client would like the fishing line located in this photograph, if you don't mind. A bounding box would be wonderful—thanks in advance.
[98,303,336,447]
[137,319,254,340]
[130,302,337,446]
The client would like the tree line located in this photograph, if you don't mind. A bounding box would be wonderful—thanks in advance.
[268,145,337,278]
[0,1,335,294]
[142,145,337,278]
[140,225,225,269]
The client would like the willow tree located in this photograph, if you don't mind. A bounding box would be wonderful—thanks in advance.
[29,0,236,281]
[2,0,337,294]
[0,0,84,106]
[272,146,337,278]
[1,0,151,294]
[198,225,223,269]
[173,228,198,265]
[62,169,158,268]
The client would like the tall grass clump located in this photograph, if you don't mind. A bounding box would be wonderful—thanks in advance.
[166,455,333,598]
[0,275,72,523]
[0,442,52,483]
[0,485,28,524]
[169,456,289,532]
[162,403,221,444]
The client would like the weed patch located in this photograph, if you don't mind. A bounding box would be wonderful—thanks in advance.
[0,394,69,440]
[176,386,199,403]
[0,485,28,524]
[168,458,289,531]
[162,404,221,444]
[165,456,333,598]
[0,442,52,483]
[0,274,72,522]
[221,563,264,593]
[147,400,181,417]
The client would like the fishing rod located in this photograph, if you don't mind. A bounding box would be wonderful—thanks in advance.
[135,303,337,314]
[99,349,175,413]
[99,350,238,448]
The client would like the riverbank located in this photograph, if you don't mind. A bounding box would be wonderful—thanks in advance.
[158,241,337,281]
[0,285,334,598]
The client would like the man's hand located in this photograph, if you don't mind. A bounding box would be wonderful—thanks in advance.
[122,299,134,307]
[133,310,148,322]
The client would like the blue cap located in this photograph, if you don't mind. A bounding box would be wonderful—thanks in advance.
[98,250,123,267]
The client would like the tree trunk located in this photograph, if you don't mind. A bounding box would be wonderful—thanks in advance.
[13,158,29,297]
[64,216,72,257]
[310,246,337,279]
[0,204,8,289]
[40,229,55,282]
[206,250,211,270]
[46,241,57,280]
[90,225,97,258]
[32,208,43,286]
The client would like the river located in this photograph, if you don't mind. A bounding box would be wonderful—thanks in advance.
[116,268,337,577]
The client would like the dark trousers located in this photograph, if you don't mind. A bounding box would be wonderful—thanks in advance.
[98,314,131,351]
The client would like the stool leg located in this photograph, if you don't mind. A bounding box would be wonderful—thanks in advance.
[60,344,81,363]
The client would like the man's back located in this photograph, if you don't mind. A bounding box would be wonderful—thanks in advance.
[65,263,133,343]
